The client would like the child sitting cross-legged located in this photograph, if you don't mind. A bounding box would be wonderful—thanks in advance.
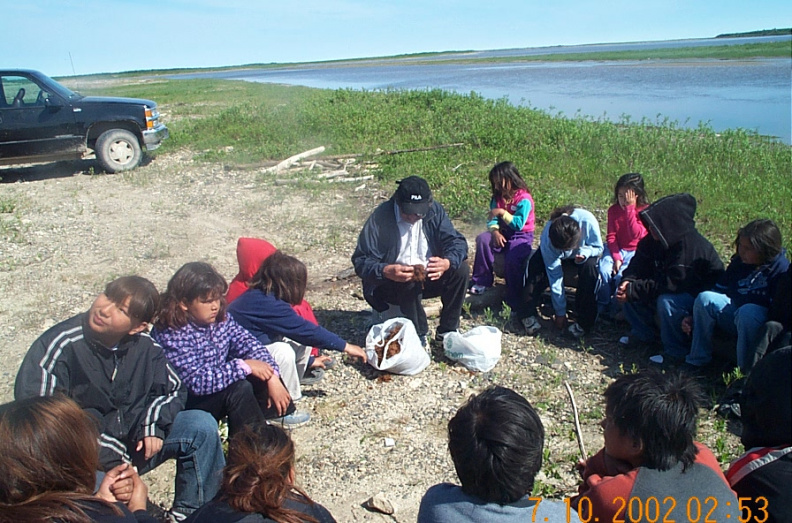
[572,369,739,522]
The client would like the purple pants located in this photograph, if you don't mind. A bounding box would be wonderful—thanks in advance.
[471,229,534,310]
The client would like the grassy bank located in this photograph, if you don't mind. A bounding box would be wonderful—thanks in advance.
[84,78,790,256]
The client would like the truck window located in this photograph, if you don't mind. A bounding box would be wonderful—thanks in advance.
[1,76,43,107]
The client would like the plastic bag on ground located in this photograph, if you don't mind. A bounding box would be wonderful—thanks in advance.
[443,326,502,372]
[365,317,430,376]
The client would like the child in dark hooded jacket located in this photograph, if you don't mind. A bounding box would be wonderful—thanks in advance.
[615,193,724,364]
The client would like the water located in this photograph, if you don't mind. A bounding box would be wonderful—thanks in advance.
[171,36,792,143]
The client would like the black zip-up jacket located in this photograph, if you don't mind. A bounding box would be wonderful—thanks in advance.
[622,193,724,303]
[351,197,468,310]
[14,313,186,469]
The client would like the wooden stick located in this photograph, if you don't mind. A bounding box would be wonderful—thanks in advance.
[263,146,326,173]
[564,381,587,461]
[380,143,465,155]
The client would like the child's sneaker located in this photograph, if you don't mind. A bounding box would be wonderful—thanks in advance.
[268,410,310,428]
[568,323,585,338]
[521,316,542,335]
[468,284,487,295]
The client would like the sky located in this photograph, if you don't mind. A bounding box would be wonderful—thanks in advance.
[4,1,791,77]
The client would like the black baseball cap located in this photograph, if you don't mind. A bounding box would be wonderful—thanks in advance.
[395,176,433,216]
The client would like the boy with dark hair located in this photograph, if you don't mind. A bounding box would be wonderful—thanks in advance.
[418,386,569,522]
[15,276,225,521]
[574,370,739,521]
[726,347,791,523]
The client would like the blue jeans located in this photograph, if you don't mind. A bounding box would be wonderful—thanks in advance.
[597,248,635,311]
[137,409,225,516]
[686,291,768,370]
[623,293,695,359]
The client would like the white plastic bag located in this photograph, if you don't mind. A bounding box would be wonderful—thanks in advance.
[443,326,502,372]
[365,317,430,376]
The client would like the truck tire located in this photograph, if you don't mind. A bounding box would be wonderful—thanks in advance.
[95,129,142,173]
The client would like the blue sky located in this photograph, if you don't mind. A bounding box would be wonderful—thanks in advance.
[5,1,790,76]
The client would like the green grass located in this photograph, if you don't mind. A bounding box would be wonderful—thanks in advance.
[77,79,791,256]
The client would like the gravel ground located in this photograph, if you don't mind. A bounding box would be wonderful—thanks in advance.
[0,149,741,522]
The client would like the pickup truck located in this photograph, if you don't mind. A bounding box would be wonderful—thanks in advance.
[0,69,169,173]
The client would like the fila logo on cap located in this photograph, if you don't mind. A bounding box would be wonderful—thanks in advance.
[411,195,422,200]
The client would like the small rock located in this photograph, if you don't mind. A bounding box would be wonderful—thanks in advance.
[364,492,395,515]
[384,437,395,447]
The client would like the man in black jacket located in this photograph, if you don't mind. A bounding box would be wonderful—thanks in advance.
[352,176,469,345]
[15,276,225,521]
[615,193,724,364]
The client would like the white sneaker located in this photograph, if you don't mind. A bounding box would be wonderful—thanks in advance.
[522,316,542,335]
[468,284,487,295]
[568,323,585,338]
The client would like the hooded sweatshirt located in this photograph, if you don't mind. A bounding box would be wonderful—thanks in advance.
[226,237,319,326]
[622,193,724,303]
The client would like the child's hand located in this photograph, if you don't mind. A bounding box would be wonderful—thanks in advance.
[383,264,414,282]
[488,208,505,220]
[681,316,693,335]
[97,463,135,504]
[343,343,366,362]
[615,281,630,303]
[127,469,149,513]
[246,359,275,381]
[575,458,587,478]
[490,230,506,249]
[612,259,623,275]
[553,314,568,330]
[575,254,586,263]
[136,436,163,460]
[622,189,637,207]
[266,378,292,416]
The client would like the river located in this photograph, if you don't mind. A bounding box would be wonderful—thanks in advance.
[170,35,792,144]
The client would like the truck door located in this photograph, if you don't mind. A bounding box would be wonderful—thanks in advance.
[0,73,82,163]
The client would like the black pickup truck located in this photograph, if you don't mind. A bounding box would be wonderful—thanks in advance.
[0,69,169,173]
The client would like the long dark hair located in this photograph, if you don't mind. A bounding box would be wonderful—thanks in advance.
[0,395,120,523]
[613,172,649,207]
[248,251,307,306]
[156,261,228,329]
[736,218,782,265]
[219,423,319,523]
[489,161,529,201]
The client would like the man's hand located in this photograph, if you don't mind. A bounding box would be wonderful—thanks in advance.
[383,264,415,282]
[575,254,586,263]
[245,359,275,381]
[136,436,163,461]
[426,256,450,281]
[343,343,366,361]
[97,463,136,504]
[267,378,292,416]
[615,281,630,304]
[490,230,506,249]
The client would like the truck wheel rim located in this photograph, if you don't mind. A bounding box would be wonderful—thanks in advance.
[109,140,134,164]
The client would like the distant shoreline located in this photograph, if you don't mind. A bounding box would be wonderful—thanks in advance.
[69,35,791,80]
